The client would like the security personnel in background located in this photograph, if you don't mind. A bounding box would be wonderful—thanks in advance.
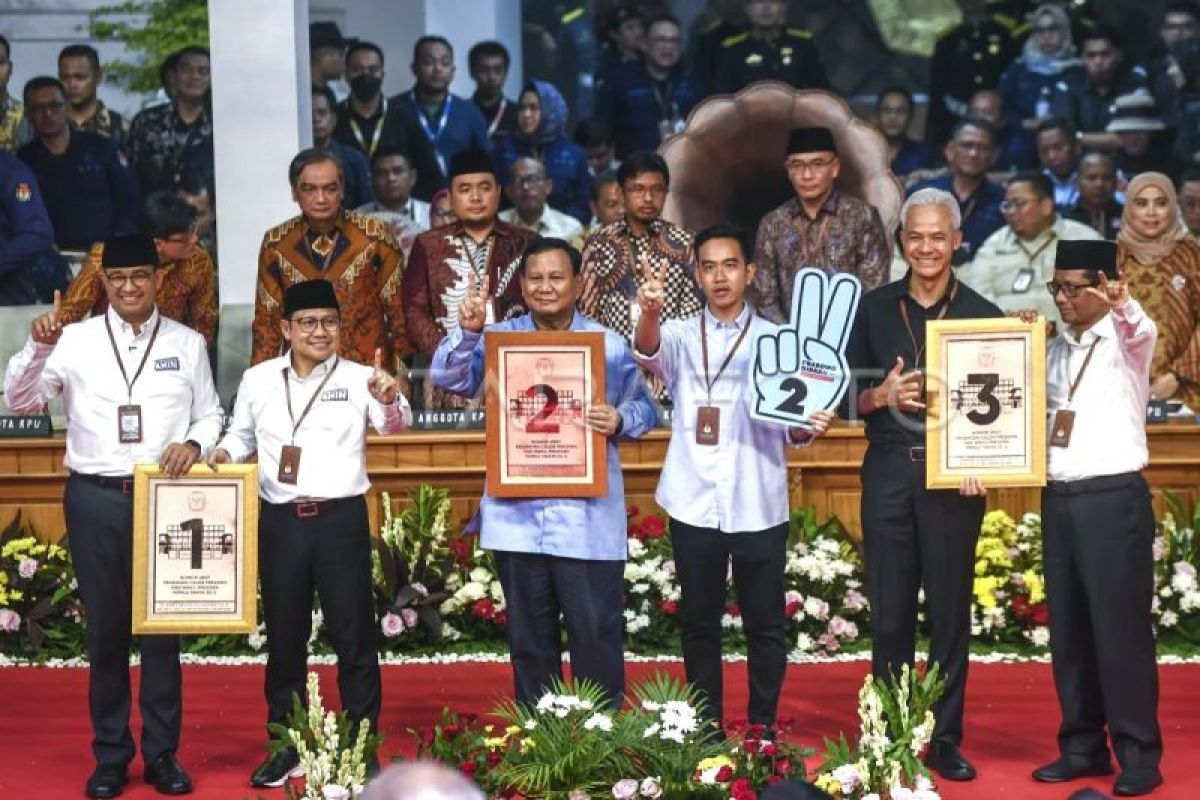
[210,279,412,789]
[927,0,1019,146]
[0,148,67,304]
[689,6,744,94]
[4,233,223,798]
[711,0,828,94]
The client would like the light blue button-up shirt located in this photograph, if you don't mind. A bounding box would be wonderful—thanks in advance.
[432,311,658,561]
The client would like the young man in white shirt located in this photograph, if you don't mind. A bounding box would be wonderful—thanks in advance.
[209,279,411,788]
[632,223,833,733]
[4,234,223,798]
[1033,240,1164,797]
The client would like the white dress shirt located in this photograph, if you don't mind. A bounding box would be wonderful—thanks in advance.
[499,206,584,241]
[3,307,223,475]
[1046,299,1157,481]
[217,354,412,503]
[635,304,803,532]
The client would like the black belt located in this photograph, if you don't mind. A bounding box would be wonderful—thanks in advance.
[263,495,360,519]
[70,471,134,494]
[876,443,926,462]
[1046,471,1142,496]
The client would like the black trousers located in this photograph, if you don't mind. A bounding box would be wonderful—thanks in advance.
[860,447,984,747]
[259,495,380,740]
[64,475,182,767]
[670,518,789,726]
[1042,473,1162,771]
[493,550,625,708]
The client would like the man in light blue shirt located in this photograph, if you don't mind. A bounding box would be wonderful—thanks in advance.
[632,223,833,733]
[432,236,656,707]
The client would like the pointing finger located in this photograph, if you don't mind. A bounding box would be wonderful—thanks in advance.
[374,348,383,372]
[52,289,61,312]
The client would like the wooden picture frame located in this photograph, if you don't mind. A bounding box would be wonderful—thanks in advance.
[925,317,1047,489]
[132,463,259,634]
[484,330,608,498]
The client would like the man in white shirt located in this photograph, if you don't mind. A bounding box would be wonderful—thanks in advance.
[4,234,223,798]
[210,279,411,789]
[1032,240,1164,797]
[961,171,1100,323]
[357,147,429,258]
[632,223,833,732]
[499,156,585,243]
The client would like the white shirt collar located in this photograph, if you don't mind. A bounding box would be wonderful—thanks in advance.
[703,302,752,330]
[105,305,161,339]
[1063,311,1115,347]
[287,352,339,380]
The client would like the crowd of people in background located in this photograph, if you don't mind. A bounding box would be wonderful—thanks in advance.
[1,0,1198,411]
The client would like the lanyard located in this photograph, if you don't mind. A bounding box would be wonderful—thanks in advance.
[282,357,340,443]
[485,98,507,138]
[700,312,752,403]
[649,79,678,123]
[799,210,833,267]
[1066,337,1100,405]
[898,279,959,368]
[350,97,387,157]
[1017,231,1057,263]
[411,93,451,174]
[104,314,162,403]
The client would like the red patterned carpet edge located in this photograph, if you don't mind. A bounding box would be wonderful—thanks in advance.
[1,661,1196,799]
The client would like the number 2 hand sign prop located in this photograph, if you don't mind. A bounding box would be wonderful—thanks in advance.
[752,268,861,429]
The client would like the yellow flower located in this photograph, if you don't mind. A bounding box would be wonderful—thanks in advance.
[696,755,734,772]
[483,736,507,749]
[8,590,22,602]
[519,738,535,752]
[973,576,998,608]
[504,725,522,736]
[1023,570,1046,604]
[814,774,841,793]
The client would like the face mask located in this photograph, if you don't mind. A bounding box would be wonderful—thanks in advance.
[349,74,382,101]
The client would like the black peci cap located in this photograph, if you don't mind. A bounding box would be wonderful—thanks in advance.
[1054,240,1118,277]
[786,127,837,156]
[101,235,159,270]
[447,149,497,180]
[283,279,340,317]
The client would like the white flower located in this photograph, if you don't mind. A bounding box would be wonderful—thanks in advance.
[1160,610,1179,628]
[322,786,350,800]
[913,789,940,800]
[1180,591,1200,613]
[720,613,742,630]
[439,598,461,615]
[611,778,639,799]
[915,774,934,791]
[380,613,405,638]
[400,608,419,629]
[794,632,814,652]
[804,596,830,620]
[627,539,646,559]
[829,616,849,636]
[17,558,38,579]
[1027,626,1050,647]
[410,582,429,598]
[832,763,862,789]
[0,608,25,632]
[891,788,915,800]
[843,588,868,611]
[469,567,491,583]
[441,623,462,641]
[631,582,650,595]
[247,631,266,651]
[584,712,613,732]
[639,776,663,798]
[460,582,487,601]
[785,589,804,606]
[524,718,537,730]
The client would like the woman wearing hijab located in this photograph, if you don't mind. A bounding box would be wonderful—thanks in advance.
[496,79,592,224]
[1117,171,1200,408]
[997,4,1084,169]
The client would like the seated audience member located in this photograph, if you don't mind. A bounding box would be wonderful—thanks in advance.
[1036,118,1081,209]
[496,80,591,224]
[500,156,584,241]
[967,88,1033,173]
[582,169,625,242]
[18,76,139,253]
[400,36,492,188]
[125,46,213,195]
[429,187,455,228]
[358,147,429,257]
[877,85,937,177]
[58,44,129,147]
[0,149,65,304]
[1064,150,1124,239]
[1051,25,1178,154]
[178,171,216,255]
[910,117,1007,264]
[754,126,890,323]
[50,191,217,344]
[1106,92,1179,179]
[468,40,518,144]
[312,83,373,210]
[997,4,1083,171]
[574,117,620,177]
[1117,171,1200,409]
[962,171,1100,321]
[1180,171,1200,238]
[596,12,702,159]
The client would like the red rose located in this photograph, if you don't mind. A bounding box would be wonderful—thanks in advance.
[716,765,733,782]
[472,599,496,619]
[731,778,752,793]
[743,738,760,754]
[419,727,435,745]
[774,758,791,775]
[486,750,501,766]
[642,515,666,538]
[627,504,641,519]
[761,742,778,756]
[660,600,678,615]
[443,724,461,738]
[785,601,801,617]
[747,723,766,739]
[1031,602,1049,626]
[727,603,741,617]
[459,761,476,776]
[494,610,507,626]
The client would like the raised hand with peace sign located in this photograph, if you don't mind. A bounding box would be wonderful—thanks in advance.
[752,268,862,427]
[458,271,493,334]
[635,252,667,318]
[31,289,65,346]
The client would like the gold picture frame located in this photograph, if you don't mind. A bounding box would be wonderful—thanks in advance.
[925,318,1047,489]
[132,463,259,634]
[484,330,608,498]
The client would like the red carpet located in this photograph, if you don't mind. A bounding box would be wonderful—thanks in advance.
[1,660,1197,798]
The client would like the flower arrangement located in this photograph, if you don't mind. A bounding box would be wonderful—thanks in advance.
[695,717,812,799]
[814,664,943,800]
[0,513,83,658]
[271,672,380,800]
[969,511,1048,647]
[1154,494,1200,641]
[374,486,458,641]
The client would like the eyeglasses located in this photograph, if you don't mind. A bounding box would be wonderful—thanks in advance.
[1000,198,1032,213]
[1045,280,1097,298]
[289,316,341,333]
[786,157,837,174]
[104,270,155,288]
[625,184,667,198]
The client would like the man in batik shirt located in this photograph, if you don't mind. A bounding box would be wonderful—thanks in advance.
[0,35,30,152]
[59,44,130,148]
[579,150,701,400]
[252,149,406,367]
[124,47,213,194]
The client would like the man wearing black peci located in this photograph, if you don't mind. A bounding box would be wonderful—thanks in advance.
[841,187,1003,782]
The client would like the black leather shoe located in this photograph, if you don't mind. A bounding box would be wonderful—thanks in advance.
[144,751,193,795]
[926,744,977,781]
[1114,768,1164,796]
[85,764,128,799]
[249,749,302,789]
[1032,753,1114,783]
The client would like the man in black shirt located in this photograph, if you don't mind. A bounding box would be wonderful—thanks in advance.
[1063,151,1123,239]
[711,0,827,94]
[843,186,1003,784]
[468,41,518,145]
[313,84,372,210]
